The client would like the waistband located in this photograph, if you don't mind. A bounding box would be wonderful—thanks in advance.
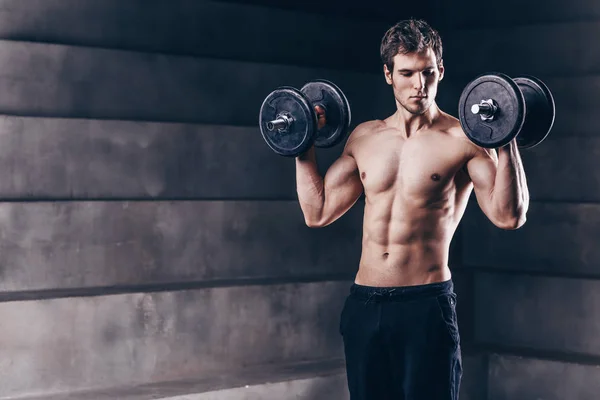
[349,279,453,302]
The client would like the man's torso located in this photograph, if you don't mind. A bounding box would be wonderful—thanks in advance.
[346,112,482,286]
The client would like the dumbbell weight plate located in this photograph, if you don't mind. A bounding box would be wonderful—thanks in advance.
[301,79,351,148]
[259,87,317,157]
[458,73,526,148]
[513,76,556,149]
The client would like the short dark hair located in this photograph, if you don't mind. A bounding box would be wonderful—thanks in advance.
[380,19,443,71]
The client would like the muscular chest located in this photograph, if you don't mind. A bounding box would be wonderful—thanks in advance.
[355,135,466,197]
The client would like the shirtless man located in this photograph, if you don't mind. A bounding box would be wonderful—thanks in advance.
[295,19,529,400]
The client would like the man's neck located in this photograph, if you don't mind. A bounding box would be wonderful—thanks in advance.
[390,103,441,138]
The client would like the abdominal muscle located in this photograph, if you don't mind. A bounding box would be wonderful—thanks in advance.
[354,195,460,287]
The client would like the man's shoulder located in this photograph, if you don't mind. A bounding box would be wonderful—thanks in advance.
[435,112,491,159]
[342,120,384,155]
[436,111,462,136]
[353,119,387,133]
[346,120,385,141]
[438,112,477,144]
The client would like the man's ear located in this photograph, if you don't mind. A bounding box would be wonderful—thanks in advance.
[383,64,393,85]
[438,62,445,82]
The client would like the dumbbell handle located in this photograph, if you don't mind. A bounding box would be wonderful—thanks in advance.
[266,113,294,132]
[266,105,327,132]
[471,99,498,121]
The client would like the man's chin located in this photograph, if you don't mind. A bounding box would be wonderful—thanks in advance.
[404,105,429,115]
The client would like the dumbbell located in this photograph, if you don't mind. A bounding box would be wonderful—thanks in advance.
[458,73,556,149]
[259,80,351,157]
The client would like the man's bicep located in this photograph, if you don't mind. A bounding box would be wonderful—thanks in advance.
[466,151,498,210]
[317,154,363,226]
[323,153,362,196]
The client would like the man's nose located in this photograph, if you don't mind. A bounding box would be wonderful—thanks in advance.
[413,73,425,90]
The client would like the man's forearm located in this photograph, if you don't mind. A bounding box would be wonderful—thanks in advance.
[295,147,325,224]
[492,140,529,226]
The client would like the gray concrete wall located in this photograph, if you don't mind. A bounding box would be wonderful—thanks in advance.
[0,1,475,399]
[432,0,600,398]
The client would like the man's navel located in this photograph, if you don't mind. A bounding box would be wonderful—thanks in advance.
[431,173,441,181]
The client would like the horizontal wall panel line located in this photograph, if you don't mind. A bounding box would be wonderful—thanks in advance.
[0,198,366,203]
[18,358,347,400]
[0,197,302,202]
[461,265,600,281]
[0,269,470,303]
[457,72,600,80]
[0,111,273,126]
[1,113,264,126]
[519,199,600,206]
[444,17,600,31]
[0,38,380,75]
[0,195,593,206]
[0,273,355,303]
[0,114,593,135]
[211,0,422,23]
[0,39,393,77]
[0,113,277,127]
[467,199,600,206]
[444,71,600,81]
[470,342,600,366]
[3,193,600,205]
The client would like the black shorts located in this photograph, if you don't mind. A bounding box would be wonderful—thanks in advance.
[339,280,462,400]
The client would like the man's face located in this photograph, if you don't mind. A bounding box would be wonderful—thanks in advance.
[383,48,444,116]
